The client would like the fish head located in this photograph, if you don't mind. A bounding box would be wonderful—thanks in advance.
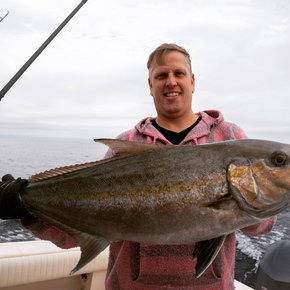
[227,142,290,218]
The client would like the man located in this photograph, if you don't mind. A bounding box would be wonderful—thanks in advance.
[0,44,276,289]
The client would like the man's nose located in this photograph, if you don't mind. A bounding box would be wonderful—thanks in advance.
[165,74,177,86]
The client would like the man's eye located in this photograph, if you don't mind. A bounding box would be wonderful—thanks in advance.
[157,74,167,79]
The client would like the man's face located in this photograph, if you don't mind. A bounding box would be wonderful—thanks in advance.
[148,51,195,121]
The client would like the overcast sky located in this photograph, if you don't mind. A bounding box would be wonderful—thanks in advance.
[0,0,289,143]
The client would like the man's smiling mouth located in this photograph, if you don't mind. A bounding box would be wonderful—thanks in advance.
[164,93,181,97]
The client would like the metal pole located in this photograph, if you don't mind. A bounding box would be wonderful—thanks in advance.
[0,0,88,101]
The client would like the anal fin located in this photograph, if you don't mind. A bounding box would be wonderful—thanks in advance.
[193,236,226,278]
[70,231,110,274]
[23,205,111,274]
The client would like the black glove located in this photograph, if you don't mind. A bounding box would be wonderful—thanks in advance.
[0,174,35,220]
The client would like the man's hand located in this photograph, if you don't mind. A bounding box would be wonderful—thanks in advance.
[0,174,35,220]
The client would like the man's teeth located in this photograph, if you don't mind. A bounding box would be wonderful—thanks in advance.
[165,93,180,97]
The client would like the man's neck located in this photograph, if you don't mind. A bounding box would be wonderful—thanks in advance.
[156,112,198,133]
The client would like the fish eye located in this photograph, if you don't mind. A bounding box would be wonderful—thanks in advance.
[271,152,287,166]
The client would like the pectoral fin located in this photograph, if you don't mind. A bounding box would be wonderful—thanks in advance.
[193,236,226,278]
[203,193,233,209]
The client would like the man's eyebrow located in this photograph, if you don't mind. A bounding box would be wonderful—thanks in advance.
[153,68,168,75]
[156,70,168,74]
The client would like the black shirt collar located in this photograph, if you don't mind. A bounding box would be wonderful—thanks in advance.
[152,117,202,145]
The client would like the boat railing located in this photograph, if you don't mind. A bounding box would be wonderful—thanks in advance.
[0,240,108,290]
[0,240,253,289]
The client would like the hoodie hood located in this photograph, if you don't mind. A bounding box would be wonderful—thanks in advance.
[134,110,225,145]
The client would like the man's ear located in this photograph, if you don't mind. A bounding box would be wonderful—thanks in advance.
[148,78,153,96]
[191,73,195,93]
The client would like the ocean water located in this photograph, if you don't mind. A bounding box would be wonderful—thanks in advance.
[0,136,108,179]
[0,136,289,287]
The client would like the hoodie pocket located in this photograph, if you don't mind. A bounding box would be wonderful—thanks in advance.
[131,244,223,289]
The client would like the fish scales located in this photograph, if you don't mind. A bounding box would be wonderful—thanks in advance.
[23,144,233,241]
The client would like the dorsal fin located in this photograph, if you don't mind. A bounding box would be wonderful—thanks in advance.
[28,161,102,183]
[94,138,161,156]
[28,139,162,184]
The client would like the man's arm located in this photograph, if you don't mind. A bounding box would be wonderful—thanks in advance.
[240,216,277,237]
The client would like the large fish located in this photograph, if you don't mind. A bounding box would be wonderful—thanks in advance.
[20,138,290,277]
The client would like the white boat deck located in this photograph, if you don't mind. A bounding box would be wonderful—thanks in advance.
[0,241,252,289]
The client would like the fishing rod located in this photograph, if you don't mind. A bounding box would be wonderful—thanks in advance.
[0,11,9,23]
[0,0,88,101]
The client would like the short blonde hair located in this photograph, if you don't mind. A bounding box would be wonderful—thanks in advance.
[147,43,192,75]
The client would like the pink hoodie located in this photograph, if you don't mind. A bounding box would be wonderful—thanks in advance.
[103,111,276,290]
[23,110,276,290]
